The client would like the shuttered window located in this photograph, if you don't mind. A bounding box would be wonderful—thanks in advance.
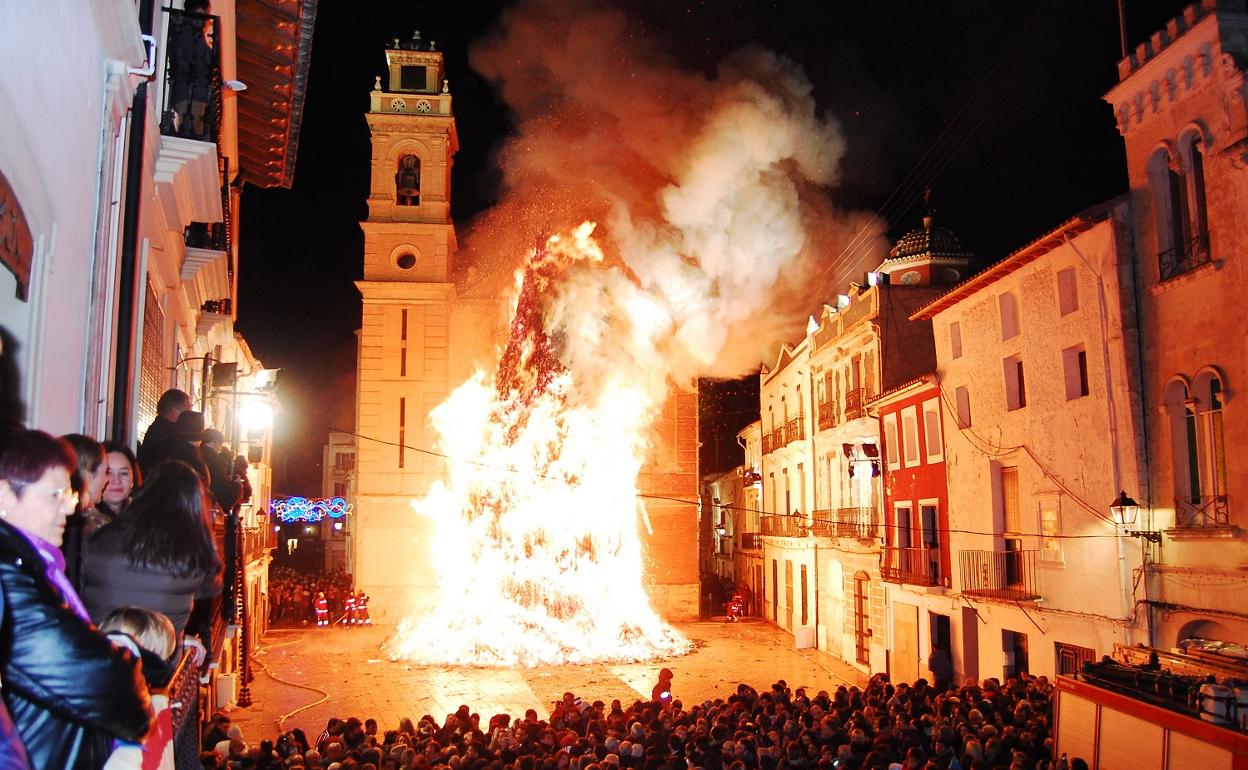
[1001,466,1021,534]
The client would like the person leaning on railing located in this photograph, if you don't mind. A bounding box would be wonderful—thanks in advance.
[0,427,153,769]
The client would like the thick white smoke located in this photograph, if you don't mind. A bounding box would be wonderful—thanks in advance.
[463,0,886,381]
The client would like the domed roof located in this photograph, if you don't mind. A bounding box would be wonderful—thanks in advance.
[888,216,973,262]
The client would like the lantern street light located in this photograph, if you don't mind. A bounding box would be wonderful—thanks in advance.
[1109,490,1161,543]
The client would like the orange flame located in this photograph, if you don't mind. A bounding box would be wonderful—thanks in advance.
[384,223,691,666]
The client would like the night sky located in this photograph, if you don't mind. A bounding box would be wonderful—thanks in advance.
[236,0,1192,493]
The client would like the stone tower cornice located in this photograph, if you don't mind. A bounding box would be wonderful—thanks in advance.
[1104,0,1248,137]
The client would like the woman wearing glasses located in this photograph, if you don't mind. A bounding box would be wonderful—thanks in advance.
[0,427,152,769]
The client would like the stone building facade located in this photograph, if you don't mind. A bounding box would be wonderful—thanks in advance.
[914,209,1150,681]
[1104,0,1248,646]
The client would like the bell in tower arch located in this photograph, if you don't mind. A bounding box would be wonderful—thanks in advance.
[395,154,421,205]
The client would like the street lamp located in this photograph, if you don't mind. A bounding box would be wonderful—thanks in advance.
[1109,490,1161,543]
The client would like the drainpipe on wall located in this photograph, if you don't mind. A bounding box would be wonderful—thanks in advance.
[808,362,820,648]
[110,0,155,445]
[1063,230,1137,645]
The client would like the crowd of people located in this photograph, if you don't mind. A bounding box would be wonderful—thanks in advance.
[0,386,247,768]
[269,566,362,626]
[204,670,1079,770]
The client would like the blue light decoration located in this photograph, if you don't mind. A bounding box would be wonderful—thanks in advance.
[274,496,351,523]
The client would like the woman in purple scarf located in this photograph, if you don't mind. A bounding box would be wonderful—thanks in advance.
[0,428,152,769]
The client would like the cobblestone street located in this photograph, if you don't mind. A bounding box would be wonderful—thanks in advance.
[230,619,868,740]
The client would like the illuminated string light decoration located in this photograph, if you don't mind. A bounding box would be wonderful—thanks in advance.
[274,496,351,522]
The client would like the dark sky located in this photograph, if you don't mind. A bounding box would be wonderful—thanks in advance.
[237,0,1191,492]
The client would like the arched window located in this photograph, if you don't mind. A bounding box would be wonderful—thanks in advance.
[1148,146,1190,279]
[1167,371,1229,527]
[395,154,421,205]
[1179,128,1210,262]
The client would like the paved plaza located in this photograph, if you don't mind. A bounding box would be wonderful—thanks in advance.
[230,619,868,740]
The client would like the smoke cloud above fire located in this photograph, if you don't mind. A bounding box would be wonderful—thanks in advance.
[463,0,885,381]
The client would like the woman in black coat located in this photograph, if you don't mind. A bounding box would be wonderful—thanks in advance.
[0,428,153,769]
[80,459,223,639]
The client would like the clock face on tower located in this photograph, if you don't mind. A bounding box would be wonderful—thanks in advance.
[389,97,407,113]
[415,99,433,114]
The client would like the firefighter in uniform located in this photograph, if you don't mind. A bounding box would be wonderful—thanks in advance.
[315,591,329,626]
[355,590,371,625]
[343,593,357,625]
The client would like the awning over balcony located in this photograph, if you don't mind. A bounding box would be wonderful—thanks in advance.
[235,0,317,188]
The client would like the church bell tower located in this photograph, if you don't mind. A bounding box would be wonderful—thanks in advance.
[353,34,459,620]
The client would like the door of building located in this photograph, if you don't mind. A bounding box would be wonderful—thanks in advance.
[771,559,778,622]
[961,606,980,684]
[854,573,870,664]
[784,560,794,630]
[892,602,920,684]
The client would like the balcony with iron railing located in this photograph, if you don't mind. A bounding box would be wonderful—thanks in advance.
[160,9,224,144]
[1174,495,1229,529]
[242,525,275,564]
[785,416,805,445]
[817,400,836,431]
[810,507,879,542]
[153,649,201,766]
[771,427,786,452]
[761,514,804,538]
[739,532,763,551]
[761,432,773,455]
[959,548,1040,601]
[881,546,945,587]
[844,388,866,421]
[1158,231,1211,282]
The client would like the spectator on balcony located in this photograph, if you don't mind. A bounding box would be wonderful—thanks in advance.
[59,433,108,588]
[143,410,214,490]
[0,428,153,769]
[79,459,224,641]
[202,429,242,511]
[99,607,178,687]
[138,389,192,475]
[169,0,215,140]
[99,441,141,521]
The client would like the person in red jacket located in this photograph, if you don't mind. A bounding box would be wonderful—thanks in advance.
[314,592,329,627]
[343,593,357,625]
[355,590,371,625]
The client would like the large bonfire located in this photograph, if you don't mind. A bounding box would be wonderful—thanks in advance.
[383,0,884,667]
[384,224,691,667]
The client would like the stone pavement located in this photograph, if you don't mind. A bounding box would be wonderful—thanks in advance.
[229,619,868,742]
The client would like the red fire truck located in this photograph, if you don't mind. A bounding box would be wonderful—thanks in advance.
[1054,645,1248,770]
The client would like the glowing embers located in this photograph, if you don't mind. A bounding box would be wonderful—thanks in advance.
[384,225,689,666]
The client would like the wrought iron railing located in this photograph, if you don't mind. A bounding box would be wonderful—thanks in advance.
[881,546,943,586]
[739,532,763,551]
[152,649,201,769]
[761,432,773,455]
[771,428,786,452]
[817,400,836,430]
[785,416,805,445]
[1174,495,1229,528]
[242,525,274,564]
[844,388,866,420]
[761,514,804,538]
[160,9,223,144]
[959,548,1040,601]
[810,506,879,541]
[1158,231,1211,281]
